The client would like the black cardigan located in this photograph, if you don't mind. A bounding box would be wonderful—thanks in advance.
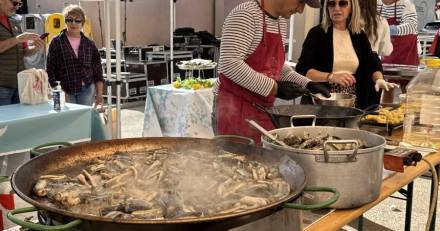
[296,25,382,110]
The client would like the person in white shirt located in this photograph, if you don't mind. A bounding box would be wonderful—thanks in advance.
[360,0,393,56]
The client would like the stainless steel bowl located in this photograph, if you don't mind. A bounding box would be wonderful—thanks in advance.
[313,93,356,107]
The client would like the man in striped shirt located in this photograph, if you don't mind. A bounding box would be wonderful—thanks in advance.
[377,0,419,65]
[213,0,330,143]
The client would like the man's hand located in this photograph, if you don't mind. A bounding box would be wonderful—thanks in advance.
[16,32,40,43]
[276,81,309,100]
[306,82,331,98]
[32,39,45,50]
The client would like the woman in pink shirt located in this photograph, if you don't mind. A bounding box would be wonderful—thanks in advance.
[46,4,104,106]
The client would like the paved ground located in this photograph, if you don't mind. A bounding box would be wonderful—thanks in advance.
[119,100,440,231]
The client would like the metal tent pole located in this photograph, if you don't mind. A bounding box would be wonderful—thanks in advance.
[104,0,113,136]
[170,0,175,83]
[114,0,122,139]
[287,16,295,62]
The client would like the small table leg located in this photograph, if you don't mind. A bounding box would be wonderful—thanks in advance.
[429,164,440,231]
[405,182,414,231]
[358,214,364,231]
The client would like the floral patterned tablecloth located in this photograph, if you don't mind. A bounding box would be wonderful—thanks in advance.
[142,83,215,138]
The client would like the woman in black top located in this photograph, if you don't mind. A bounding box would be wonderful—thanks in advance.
[296,0,398,109]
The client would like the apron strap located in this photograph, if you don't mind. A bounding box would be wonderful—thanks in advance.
[261,0,267,43]
[260,0,281,44]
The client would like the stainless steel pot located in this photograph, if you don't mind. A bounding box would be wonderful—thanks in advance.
[262,126,386,209]
[312,93,356,107]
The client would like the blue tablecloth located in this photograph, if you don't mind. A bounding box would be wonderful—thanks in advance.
[0,103,109,155]
[143,84,214,138]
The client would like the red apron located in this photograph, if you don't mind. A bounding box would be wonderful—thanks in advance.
[216,0,284,144]
[381,2,419,65]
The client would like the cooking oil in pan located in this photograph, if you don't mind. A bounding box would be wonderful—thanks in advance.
[403,68,440,149]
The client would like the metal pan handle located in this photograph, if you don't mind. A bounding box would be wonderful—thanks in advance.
[7,207,83,231]
[362,104,381,117]
[323,140,359,163]
[213,135,255,146]
[30,142,73,158]
[290,115,317,127]
[282,187,340,210]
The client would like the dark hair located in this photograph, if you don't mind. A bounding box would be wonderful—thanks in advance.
[359,0,379,44]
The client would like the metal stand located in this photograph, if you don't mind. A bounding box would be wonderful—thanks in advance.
[81,0,123,139]
[389,182,414,231]
[357,214,364,231]
[404,182,414,231]
[429,164,440,231]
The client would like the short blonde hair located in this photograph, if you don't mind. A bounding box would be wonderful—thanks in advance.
[321,0,363,34]
[62,4,86,25]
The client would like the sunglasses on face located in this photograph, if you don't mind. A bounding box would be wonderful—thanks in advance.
[10,0,23,7]
[65,18,83,24]
[327,0,350,8]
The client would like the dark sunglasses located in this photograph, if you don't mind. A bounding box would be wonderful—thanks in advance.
[327,0,350,8]
[10,0,23,7]
[65,18,83,24]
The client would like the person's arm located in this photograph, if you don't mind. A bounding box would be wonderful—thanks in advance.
[379,17,393,56]
[46,39,59,88]
[218,9,276,97]
[295,27,336,83]
[91,43,104,105]
[0,37,19,53]
[393,0,417,36]
[280,65,310,86]
[362,32,383,77]
[296,27,320,77]
[360,32,398,91]
[0,32,40,53]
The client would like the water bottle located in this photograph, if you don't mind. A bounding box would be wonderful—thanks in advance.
[53,81,65,111]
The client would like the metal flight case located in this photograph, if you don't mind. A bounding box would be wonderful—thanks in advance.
[145,50,193,81]
[102,72,147,102]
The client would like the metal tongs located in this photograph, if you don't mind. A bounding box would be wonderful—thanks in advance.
[246,119,289,147]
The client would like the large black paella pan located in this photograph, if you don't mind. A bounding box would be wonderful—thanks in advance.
[8,137,338,231]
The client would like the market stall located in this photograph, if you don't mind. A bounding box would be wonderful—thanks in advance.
[3,0,440,230]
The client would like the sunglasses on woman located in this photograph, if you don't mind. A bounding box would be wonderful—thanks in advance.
[65,18,83,24]
[327,0,350,8]
[10,0,23,7]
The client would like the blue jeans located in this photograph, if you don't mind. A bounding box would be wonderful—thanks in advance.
[0,86,20,106]
[66,83,96,106]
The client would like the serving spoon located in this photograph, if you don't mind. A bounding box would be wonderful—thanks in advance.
[246,119,289,147]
